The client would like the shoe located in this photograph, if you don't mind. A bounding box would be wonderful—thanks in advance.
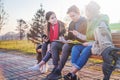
[64,73,72,80]
[28,64,40,71]
[45,67,57,78]
[64,73,80,80]
[40,64,48,73]
[47,69,61,79]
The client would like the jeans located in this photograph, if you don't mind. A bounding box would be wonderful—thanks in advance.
[51,41,74,70]
[101,47,116,80]
[58,43,74,71]
[51,42,63,68]
[71,45,92,69]
[42,52,51,63]
[41,42,49,57]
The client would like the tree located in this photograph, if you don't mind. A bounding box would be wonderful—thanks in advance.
[27,4,46,43]
[16,19,28,40]
[0,0,8,31]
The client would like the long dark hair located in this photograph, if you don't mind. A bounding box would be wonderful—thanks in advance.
[45,11,55,31]
[45,11,55,21]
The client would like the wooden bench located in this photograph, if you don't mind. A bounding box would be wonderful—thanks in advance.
[90,32,120,60]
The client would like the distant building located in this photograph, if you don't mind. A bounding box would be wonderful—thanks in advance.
[0,31,26,40]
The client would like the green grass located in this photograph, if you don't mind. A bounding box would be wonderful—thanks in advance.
[110,23,120,31]
[0,40,36,54]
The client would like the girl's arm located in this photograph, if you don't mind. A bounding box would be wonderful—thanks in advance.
[47,43,51,52]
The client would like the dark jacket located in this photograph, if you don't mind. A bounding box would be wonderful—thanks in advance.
[68,17,87,42]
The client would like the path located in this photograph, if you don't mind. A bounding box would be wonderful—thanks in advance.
[0,50,120,80]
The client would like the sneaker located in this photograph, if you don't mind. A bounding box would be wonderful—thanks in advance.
[64,73,72,80]
[42,68,57,80]
[64,73,79,80]
[47,69,61,79]
[40,64,48,73]
[28,64,40,71]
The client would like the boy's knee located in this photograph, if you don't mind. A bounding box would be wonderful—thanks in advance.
[72,45,77,50]
[62,44,70,51]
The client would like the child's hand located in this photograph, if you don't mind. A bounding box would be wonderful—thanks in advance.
[47,44,51,52]
[82,42,89,46]
[70,30,79,36]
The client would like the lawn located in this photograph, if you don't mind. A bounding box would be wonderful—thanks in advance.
[0,40,36,54]
[110,23,120,31]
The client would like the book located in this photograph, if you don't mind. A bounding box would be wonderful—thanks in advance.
[53,40,82,45]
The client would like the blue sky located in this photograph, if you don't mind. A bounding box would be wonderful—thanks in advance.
[1,0,120,35]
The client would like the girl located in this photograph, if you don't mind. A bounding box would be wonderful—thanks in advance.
[29,11,66,73]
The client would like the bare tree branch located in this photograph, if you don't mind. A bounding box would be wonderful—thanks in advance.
[0,0,8,32]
